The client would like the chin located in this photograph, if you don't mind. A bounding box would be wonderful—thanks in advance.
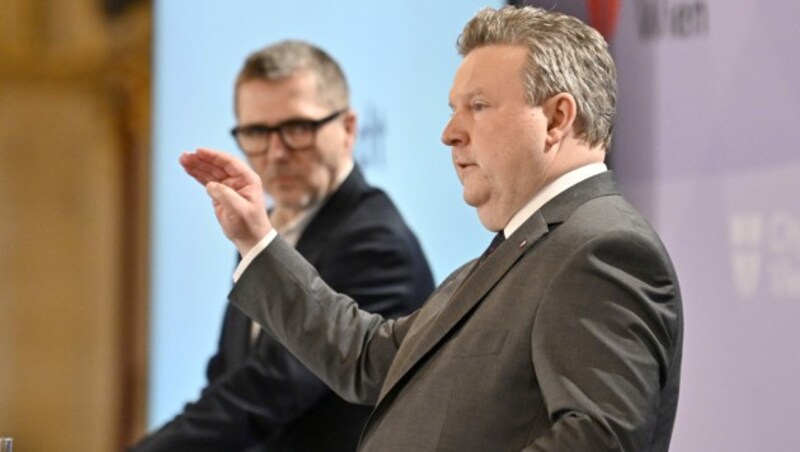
[462,187,488,208]
[474,205,506,232]
[271,193,306,210]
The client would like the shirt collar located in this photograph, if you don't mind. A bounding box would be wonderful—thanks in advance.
[503,163,607,238]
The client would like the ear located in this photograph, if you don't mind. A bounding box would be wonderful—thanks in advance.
[543,93,577,148]
[342,110,358,151]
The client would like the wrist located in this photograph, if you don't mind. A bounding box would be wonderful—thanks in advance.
[232,228,278,283]
[235,225,273,257]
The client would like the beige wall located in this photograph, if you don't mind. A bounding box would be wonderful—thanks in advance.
[0,1,150,450]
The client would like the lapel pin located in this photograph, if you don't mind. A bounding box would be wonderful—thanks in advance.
[518,240,527,248]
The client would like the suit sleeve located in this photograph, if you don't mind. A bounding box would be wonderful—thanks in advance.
[525,231,681,451]
[130,221,431,451]
[230,236,419,406]
[130,335,336,451]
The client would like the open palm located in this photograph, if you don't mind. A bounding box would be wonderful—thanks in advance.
[180,147,273,254]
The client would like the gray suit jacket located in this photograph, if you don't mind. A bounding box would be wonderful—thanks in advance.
[231,172,683,451]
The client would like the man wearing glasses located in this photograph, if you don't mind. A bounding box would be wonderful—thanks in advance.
[131,40,434,452]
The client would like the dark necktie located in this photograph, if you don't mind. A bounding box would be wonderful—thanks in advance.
[481,231,506,261]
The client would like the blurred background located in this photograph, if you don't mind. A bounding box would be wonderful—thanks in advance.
[2,0,799,450]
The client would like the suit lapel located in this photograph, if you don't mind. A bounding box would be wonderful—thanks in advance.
[294,166,368,261]
[376,171,620,402]
[378,212,549,400]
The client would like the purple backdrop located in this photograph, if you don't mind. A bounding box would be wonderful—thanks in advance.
[524,1,800,450]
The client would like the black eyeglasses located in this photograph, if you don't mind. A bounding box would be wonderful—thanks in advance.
[230,109,346,156]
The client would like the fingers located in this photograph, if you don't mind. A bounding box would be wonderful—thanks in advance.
[180,152,228,185]
[180,148,272,254]
[180,148,261,190]
[205,180,273,254]
[206,181,250,220]
[196,147,262,187]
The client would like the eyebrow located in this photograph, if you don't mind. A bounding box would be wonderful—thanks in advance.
[238,116,319,128]
[448,88,486,110]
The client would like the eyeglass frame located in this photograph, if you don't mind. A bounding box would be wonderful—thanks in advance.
[230,109,347,156]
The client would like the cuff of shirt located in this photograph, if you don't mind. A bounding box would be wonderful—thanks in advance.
[233,229,278,283]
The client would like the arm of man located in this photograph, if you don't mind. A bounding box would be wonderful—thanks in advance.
[231,235,418,405]
[181,148,400,397]
[132,149,430,450]
[132,226,424,451]
[525,230,682,451]
[130,352,331,451]
[179,148,421,400]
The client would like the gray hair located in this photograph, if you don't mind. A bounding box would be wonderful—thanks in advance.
[458,6,617,149]
[235,40,349,110]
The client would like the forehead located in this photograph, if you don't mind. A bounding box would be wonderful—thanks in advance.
[236,70,328,120]
[449,44,528,102]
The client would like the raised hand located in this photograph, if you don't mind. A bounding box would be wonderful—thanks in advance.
[179,147,273,255]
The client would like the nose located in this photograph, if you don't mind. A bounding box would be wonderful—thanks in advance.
[265,132,289,161]
[441,113,468,148]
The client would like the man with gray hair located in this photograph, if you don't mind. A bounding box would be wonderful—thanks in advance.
[181,6,683,451]
[131,41,434,451]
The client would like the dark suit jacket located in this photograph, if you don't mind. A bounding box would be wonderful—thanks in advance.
[230,172,683,451]
[132,166,435,452]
